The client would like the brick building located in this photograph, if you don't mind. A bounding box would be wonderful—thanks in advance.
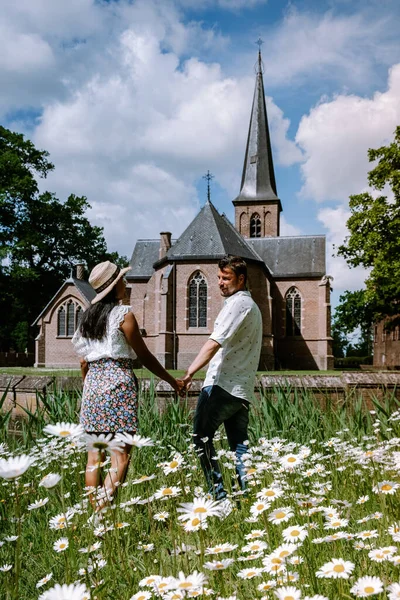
[34,52,334,371]
[373,320,400,368]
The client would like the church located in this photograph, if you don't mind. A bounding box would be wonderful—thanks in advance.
[33,52,334,371]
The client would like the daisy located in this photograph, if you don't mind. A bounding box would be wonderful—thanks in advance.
[0,454,33,479]
[38,583,90,600]
[356,495,370,504]
[154,512,170,521]
[245,529,266,539]
[162,455,184,475]
[242,540,268,553]
[203,559,234,570]
[250,499,271,517]
[357,530,379,539]
[183,515,208,532]
[139,575,161,588]
[39,473,61,488]
[53,538,69,552]
[262,559,287,576]
[116,433,154,448]
[373,481,399,495]
[274,586,301,600]
[237,567,263,579]
[174,570,207,591]
[0,564,12,572]
[131,474,156,485]
[324,518,349,530]
[154,486,181,500]
[388,523,400,541]
[43,422,83,438]
[304,596,329,600]
[388,583,400,599]
[279,454,303,470]
[28,498,49,510]
[257,486,284,501]
[129,593,152,600]
[152,577,176,595]
[272,544,298,560]
[268,507,294,524]
[316,558,354,579]
[282,525,308,543]
[178,497,222,520]
[85,433,124,454]
[258,581,276,591]
[350,576,384,597]
[36,573,53,588]
[48,510,74,530]
[205,543,238,555]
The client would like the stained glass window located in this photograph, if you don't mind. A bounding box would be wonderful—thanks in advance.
[189,272,207,327]
[286,287,301,336]
[250,213,261,238]
[67,302,75,336]
[57,306,66,336]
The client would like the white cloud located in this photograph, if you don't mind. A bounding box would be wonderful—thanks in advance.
[280,216,301,237]
[266,97,303,166]
[260,7,400,88]
[296,63,400,202]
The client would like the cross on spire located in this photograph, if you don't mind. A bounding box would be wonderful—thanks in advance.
[255,37,264,74]
[202,170,214,203]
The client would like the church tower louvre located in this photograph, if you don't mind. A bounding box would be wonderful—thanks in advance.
[233,48,282,238]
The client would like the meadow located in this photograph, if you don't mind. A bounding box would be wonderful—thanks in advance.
[1,384,400,600]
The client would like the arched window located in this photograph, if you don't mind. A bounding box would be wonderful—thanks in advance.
[67,301,75,336]
[250,213,261,238]
[286,287,301,336]
[75,305,83,330]
[189,272,207,328]
[57,306,66,337]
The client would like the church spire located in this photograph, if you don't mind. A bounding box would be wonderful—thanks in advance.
[233,44,281,238]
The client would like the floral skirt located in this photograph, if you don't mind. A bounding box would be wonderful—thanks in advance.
[80,358,138,433]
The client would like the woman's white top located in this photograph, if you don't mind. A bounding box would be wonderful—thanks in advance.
[71,305,137,362]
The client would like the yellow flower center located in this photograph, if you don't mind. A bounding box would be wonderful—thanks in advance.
[287,457,296,463]
[162,488,173,495]
[272,557,283,564]
[214,547,222,552]
[247,468,256,474]
[283,596,295,600]
[169,461,179,468]
[382,484,393,491]
[216,563,224,569]
[179,582,193,589]
[191,518,200,526]
[246,571,256,577]
[194,507,207,514]
[266,490,276,496]
[256,504,265,511]
[279,551,290,557]
[291,530,300,536]
[275,511,286,519]
[333,564,345,573]
[332,522,340,527]
[364,587,374,594]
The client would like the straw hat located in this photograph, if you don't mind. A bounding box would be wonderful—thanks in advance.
[89,261,131,304]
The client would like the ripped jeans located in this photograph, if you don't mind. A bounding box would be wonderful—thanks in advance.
[192,385,250,500]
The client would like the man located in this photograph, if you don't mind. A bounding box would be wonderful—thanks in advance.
[182,255,262,500]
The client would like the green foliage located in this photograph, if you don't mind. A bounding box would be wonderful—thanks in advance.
[332,290,373,357]
[0,126,128,351]
[338,126,400,322]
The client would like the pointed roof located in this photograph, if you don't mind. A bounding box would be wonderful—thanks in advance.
[234,51,280,206]
[153,200,263,267]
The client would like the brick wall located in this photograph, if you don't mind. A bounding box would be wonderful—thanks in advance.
[234,202,280,237]
[374,320,400,368]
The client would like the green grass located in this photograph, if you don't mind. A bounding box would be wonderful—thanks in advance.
[1,386,400,599]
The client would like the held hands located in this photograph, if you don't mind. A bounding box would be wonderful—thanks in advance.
[173,374,193,398]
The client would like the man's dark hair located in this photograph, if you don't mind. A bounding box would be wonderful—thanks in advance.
[218,255,247,284]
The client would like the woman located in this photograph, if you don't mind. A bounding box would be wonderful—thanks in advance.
[72,260,183,510]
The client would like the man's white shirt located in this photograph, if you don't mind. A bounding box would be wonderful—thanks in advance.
[203,290,262,402]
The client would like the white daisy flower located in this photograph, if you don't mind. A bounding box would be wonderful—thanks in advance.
[203,559,234,570]
[350,575,384,597]
[282,525,308,543]
[268,507,294,524]
[274,586,301,600]
[279,454,303,470]
[0,564,12,572]
[53,537,69,552]
[38,582,90,600]
[28,497,49,510]
[43,422,83,439]
[174,570,207,591]
[372,481,399,495]
[0,454,33,479]
[154,486,181,500]
[154,511,170,521]
[116,433,154,448]
[177,497,222,520]
[36,573,53,588]
[39,473,61,489]
[129,593,152,600]
[316,558,354,579]
[237,567,263,579]
[388,582,400,599]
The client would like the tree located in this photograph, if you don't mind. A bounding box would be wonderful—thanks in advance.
[338,126,400,324]
[0,126,127,351]
[332,290,373,357]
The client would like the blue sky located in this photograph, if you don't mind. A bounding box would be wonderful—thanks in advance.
[2,0,400,309]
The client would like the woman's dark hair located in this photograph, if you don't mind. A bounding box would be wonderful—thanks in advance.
[78,287,119,340]
[218,255,247,285]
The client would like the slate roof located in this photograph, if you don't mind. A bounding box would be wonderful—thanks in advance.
[128,240,160,279]
[246,236,326,277]
[234,51,279,206]
[157,200,263,265]
[32,276,95,325]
